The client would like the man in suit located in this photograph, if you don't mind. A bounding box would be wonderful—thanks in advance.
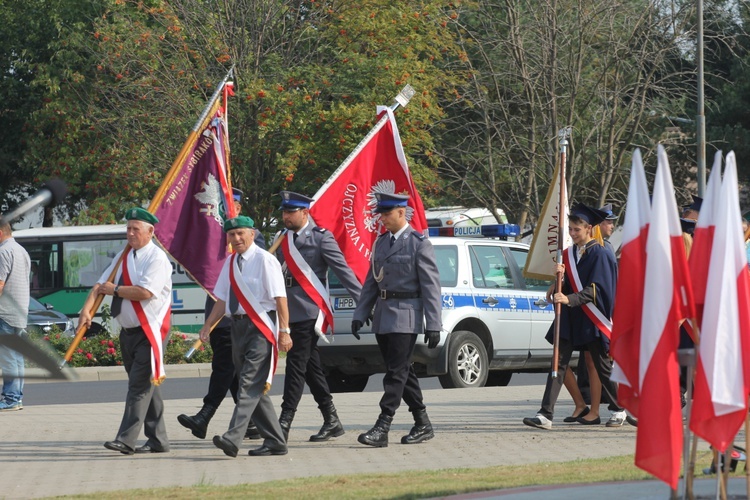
[79,207,172,454]
[351,192,442,447]
[178,188,264,441]
[201,215,290,457]
[274,191,362,441]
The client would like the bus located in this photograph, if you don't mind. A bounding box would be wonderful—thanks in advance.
[13,225,207,333]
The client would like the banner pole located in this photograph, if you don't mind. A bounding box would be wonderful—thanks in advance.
[551,127,570,378]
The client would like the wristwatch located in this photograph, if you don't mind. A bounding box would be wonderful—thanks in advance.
[279,328,291,334]
[113,285,120,298]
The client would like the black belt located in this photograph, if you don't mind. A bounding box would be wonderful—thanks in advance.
[121,326,144,334]
[285,275,326,288]
[379,290,421,300]
[232,314,248,320]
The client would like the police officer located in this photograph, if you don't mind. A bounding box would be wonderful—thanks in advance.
[177,188,265,441]
[274,191,362,442]
[598,203,618,259]
[351,193,442,447]
[79,208,172,454]
[201,215,290,457]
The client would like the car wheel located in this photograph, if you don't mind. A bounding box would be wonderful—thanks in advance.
[438,331,489,389]
[325,372,369,393]
[485,370,513,386]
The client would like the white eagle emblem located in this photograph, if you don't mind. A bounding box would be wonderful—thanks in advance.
[363,180,415,233]
[194,173,224,225]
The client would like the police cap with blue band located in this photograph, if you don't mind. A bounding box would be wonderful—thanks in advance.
[374,192,410,213]
[570,203,608,226]
[125,207,159,225]
[279,191,314,211]
[232,187,244,202]
[223,215,255,232]
[599,203,618,221]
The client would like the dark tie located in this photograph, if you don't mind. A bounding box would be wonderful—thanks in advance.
[390,234,396,247]
[229,255,243,314]
[110,250,134,318]
[293,232,298,242]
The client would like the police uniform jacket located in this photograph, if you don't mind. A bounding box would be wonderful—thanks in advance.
[275,224,362,324]
[353,226,442,334]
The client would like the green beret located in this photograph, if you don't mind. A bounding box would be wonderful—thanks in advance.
[223,215,255,232]
[125,207,159,225]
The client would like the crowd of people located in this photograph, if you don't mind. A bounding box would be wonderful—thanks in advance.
[3,188,728,455]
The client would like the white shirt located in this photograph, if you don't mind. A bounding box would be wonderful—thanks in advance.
[97,240,172,329]
[213,243,286,316]
[390,224,409,242]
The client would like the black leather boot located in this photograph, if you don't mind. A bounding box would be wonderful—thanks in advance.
[244,420,261,440]
[177,404,217,440]
[357,413,393,447]
[401,408,434,444]
[278,408,295,442]
[309,401,345,442]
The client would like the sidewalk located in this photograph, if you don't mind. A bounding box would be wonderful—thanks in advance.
[2,370,734,500]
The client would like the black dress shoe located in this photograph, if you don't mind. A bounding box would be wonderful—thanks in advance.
[212,435,238,458]
[576,416,601,425]
[563,406,590,423]
[104,440,134,455]
[135,444,168,454]
[248,445,288,456]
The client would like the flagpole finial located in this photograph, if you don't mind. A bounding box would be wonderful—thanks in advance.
[394,84,416,108]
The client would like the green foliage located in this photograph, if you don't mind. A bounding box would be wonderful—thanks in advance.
[26,328,213,368]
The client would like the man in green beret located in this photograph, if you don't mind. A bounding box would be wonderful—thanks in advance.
[200,215,292,457]
[79,207,173,454]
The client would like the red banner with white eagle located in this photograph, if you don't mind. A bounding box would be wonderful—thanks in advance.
[309,106,428,284]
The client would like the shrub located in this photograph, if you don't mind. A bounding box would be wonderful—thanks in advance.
[26,328,213,368]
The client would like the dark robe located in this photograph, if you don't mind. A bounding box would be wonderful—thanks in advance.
[546,240,618,350]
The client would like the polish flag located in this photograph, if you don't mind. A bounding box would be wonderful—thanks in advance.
[690,152,750,452]
[610,149,650,415]
[625,146,694,488]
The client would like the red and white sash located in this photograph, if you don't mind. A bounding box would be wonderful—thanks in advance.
[229,253,278,390]
[563,246,613,339]
[280,231,334,341]
[119,247,171,385]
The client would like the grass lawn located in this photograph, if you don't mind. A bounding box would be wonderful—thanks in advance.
[56,450,722,499]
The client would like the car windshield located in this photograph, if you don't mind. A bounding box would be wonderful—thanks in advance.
[28,297,49,312]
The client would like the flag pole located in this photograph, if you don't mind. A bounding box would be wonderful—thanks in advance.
[551,127,570,378]
[61,67,235,368]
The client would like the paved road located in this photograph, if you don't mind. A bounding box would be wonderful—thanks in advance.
[4,364,735,500]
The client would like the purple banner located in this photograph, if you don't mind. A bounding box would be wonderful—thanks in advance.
[154,116,231,294]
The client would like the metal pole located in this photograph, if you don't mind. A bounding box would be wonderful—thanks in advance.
[696,0,706,197]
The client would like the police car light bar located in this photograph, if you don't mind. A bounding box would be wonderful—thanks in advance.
[427,224,520,238]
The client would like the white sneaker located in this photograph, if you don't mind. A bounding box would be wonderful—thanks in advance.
[606,411,627,427]
[523,414,552,430]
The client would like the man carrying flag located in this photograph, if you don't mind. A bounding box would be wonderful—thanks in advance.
[201,216,291,457]
[273,191,362,442]
[79,208,172,455]
[523,203,624,430]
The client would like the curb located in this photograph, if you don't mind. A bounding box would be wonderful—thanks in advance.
[25,357,287,383]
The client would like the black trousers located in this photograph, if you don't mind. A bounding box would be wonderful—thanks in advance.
[203,325,239,408]
[376,332,426,417]
[281,318,333,412]
[539,336,622,420]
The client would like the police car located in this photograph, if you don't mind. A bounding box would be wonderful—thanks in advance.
[321,224,556,391]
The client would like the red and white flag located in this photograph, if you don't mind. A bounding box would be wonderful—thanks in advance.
[309,106,428,284]
[611,149,650,414]
[690,151,750,452]
[613,146,694,488]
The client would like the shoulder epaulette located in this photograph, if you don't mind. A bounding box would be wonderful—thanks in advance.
[411,232,426,241]
[313,227,327,233]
